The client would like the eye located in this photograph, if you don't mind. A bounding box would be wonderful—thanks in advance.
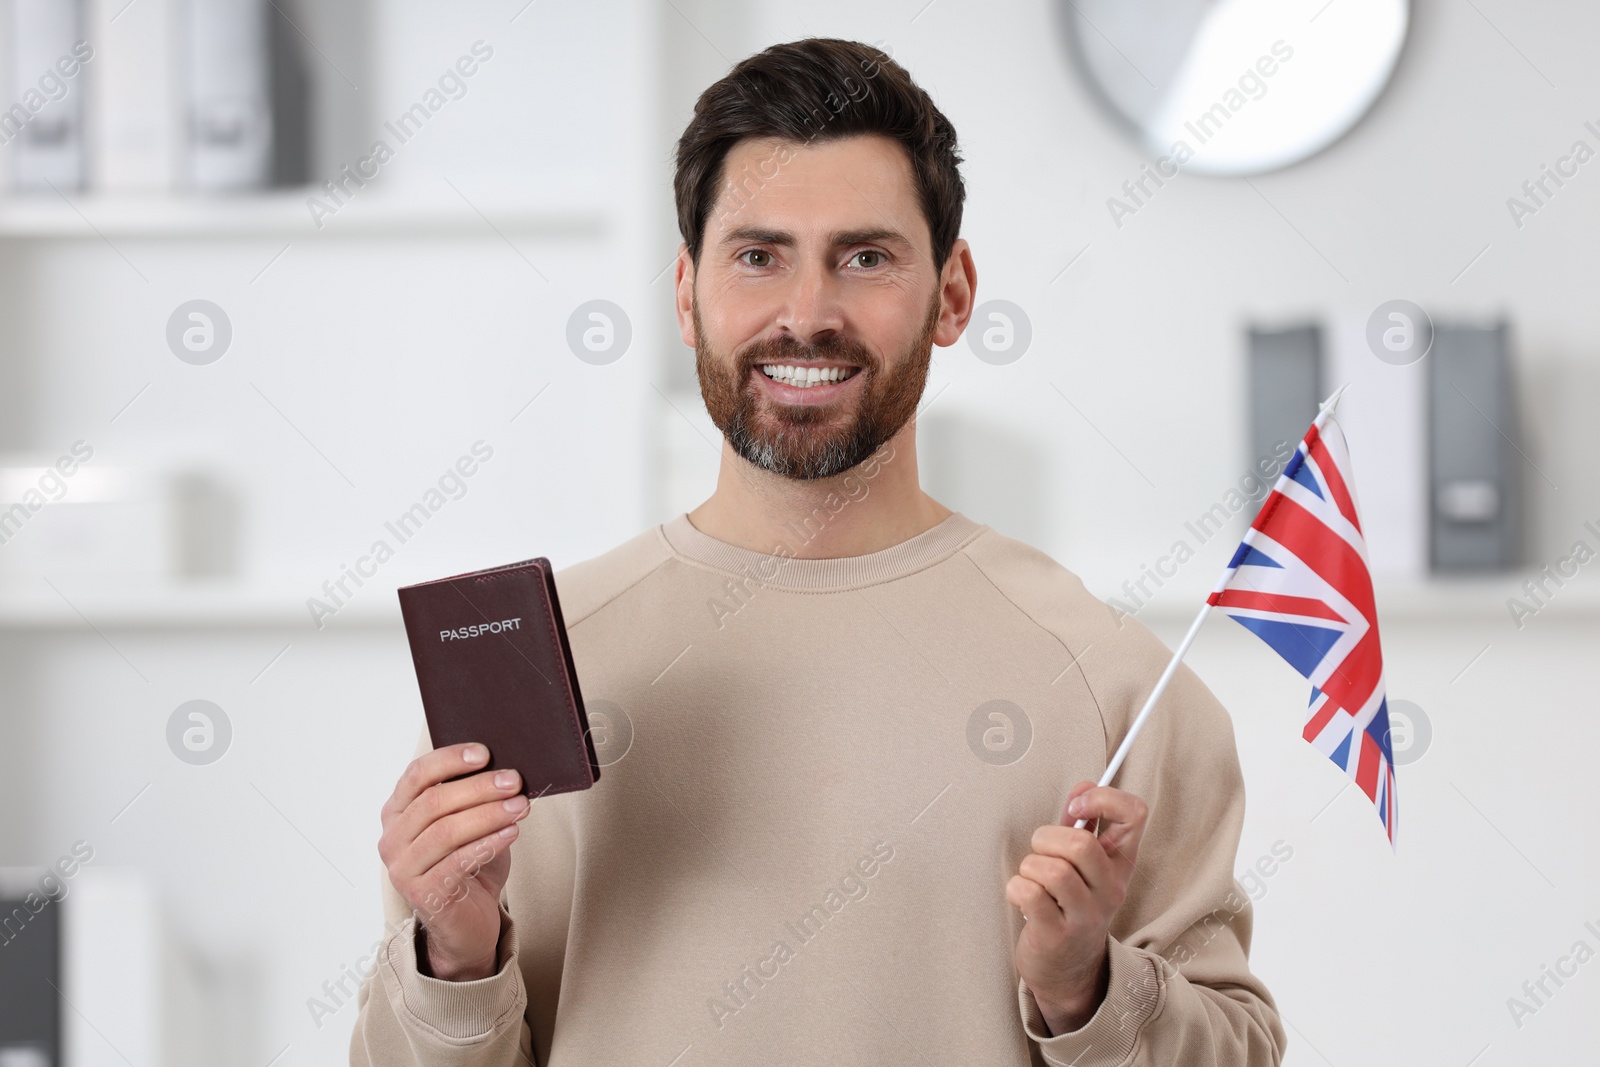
[849,250,886,269]
[740,249,774,267]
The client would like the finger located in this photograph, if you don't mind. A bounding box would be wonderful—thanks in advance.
[1018,853,1095,916]
[385,743,492,816]
[1030,824,1117,895]
[1006,874,1068,938]
[1059,780,1097,826]
[1066,786,1149,866]
[422,821,518,902]
[397,795,530,881]
[385,767,523,848]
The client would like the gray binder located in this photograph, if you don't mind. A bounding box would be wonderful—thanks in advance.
[185,0,273,189]
[0,887,61,1066]
[1427,322,1519,570]
[8,0,86,191]
[1247,324,1322,473]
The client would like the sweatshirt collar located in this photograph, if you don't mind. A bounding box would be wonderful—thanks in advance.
[658,510,983,592]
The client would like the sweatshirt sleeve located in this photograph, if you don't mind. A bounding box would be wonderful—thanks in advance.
[1016,618,1288,1066]
[348,728,538,1067]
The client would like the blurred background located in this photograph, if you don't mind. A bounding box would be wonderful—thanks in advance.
[0,0,1596,1063]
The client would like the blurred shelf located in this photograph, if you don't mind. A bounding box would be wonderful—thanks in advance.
[0,190,610,239]
[1120,577,1600,627]
[1373,578,1600,622]
[0,582,401,630]
[5,577,1596,631]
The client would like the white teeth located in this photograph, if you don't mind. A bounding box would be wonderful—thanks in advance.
[760,364,855,388]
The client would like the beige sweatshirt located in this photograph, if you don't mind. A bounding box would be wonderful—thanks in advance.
[351,501,1286,1066]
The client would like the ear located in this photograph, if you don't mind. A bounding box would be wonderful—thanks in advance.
[674,243,698,349]
[931,237,977,348]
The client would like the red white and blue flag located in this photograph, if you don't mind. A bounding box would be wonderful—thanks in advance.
[1207,415,1397,846]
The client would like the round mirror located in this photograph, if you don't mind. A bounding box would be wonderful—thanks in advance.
[1060,0,1408,175]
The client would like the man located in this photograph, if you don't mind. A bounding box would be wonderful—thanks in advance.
[352,37,1285,1066]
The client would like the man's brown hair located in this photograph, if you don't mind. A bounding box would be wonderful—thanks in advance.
[673,37,966,270]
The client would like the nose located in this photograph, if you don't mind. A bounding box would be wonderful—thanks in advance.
[773,255,845,348]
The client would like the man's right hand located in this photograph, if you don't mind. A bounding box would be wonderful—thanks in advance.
[378,743,530,982]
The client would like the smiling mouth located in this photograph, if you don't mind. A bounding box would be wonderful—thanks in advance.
[756,363,861,389]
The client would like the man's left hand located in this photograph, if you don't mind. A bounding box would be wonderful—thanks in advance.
[1005,781,1149,1035]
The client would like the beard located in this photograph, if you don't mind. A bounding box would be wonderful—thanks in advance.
[694,291,940,481]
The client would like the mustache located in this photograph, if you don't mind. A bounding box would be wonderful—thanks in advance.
[738,334,875,372]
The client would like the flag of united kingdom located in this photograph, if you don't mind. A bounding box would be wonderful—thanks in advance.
[1207,415,1398,846]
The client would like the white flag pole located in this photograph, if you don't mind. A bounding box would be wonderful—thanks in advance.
[1073,384,1350,830]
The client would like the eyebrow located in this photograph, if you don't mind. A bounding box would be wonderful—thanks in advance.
[718,225,910,250]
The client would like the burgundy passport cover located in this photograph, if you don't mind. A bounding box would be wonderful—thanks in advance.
[398,558,600,798]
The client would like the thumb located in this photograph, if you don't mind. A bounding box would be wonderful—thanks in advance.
[1059,780,1098,829]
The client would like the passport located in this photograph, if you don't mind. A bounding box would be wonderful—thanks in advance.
[398,557,600,798]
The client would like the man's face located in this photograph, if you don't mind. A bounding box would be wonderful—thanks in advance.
[681,133,952,481]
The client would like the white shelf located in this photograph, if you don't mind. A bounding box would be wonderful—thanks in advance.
[0,190,610,239]
[0,582,400,630]
[1373,578,1600,622]
[3,577,1596,631]
[1107,577,1600,627]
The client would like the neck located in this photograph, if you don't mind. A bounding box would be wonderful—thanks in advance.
[686,420,952,559]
